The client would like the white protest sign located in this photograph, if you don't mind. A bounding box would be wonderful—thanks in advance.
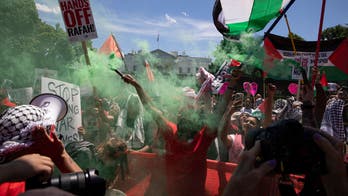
[291,65,302,80]
[58,0,98,42]
[41,77,81,143]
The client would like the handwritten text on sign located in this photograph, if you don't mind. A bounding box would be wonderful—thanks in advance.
[58,0,98,42]
[41,77,81,143]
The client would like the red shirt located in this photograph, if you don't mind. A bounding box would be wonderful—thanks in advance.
[162,121,215,196]
[0,182,25,196]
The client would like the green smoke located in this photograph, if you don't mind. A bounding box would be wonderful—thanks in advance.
[212,33,299,80]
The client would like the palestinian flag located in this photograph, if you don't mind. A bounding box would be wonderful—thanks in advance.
[213,0,291,36]
[264,33,348,81]
[99,34,124,59]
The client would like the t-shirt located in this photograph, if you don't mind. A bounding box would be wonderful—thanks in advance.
[162,121,215,196]
[228,134,244,163]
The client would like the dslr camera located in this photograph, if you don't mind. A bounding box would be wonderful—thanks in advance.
[245,119,326,174]
[26,168,106,196]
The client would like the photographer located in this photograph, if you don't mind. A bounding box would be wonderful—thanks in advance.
[222,128,348,196]
[0,106,82,195]
[0,126,82,193]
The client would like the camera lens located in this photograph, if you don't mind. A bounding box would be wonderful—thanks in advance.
[26,169,106,196]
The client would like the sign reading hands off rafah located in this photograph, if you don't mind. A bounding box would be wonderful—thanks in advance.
[58,0,98,42]
[41,77,81,143]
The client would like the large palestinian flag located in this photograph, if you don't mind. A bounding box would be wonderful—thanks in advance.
[213,0,291,37]
[264,34,348,81]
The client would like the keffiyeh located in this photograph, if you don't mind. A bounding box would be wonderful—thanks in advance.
[0,105,47,163]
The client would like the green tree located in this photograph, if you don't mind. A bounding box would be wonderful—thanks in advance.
[288,32,305,41]
[0,0,85,88]
[321,25,348,40]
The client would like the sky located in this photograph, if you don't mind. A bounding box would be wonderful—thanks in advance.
[34,0,348,58]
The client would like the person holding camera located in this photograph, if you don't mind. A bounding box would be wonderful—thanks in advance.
[0,117,82,195]
[222,130,348,196]
[1,125,106,196]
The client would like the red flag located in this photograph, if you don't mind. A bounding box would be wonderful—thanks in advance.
[144,60,155,82]
[257,99,266,113]
[320,71,328,90]
[263,37,283,59]
[329,38,348,75]
[99,34,123,59]
[230,59,241,67]
[1,97,16,107]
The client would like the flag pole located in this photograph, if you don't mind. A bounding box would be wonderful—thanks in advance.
[81,41,91,66]
[264,0,296,39]
[157,33,160,49]
[284,14,297,56]
[311,0,326,88]
[111,33,128,72]
[284,14,302,100]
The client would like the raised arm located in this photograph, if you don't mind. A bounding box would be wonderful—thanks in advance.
[301,83,318,128]
[312,67,328,124]
[121,74,170,131]
[213,70,242,128]
[263,83,276,128]
[298,67,318,128]
[219,93,243,148]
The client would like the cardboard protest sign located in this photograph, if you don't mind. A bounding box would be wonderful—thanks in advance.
[58,0,98,42]
[41,77,82,143]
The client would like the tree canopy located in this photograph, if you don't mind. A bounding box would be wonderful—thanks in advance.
[0,0,85,88]
[321,25,348,40]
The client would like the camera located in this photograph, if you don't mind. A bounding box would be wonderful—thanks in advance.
[245,119,327,174]
[26,168,106,196]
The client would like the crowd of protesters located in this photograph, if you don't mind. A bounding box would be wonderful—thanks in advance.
[0,64,347,196]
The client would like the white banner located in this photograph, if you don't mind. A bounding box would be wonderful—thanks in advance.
[41,77,81,143]
[58,0,98,42]
[278,50,334,67]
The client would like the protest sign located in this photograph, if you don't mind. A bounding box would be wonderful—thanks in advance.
[41,77,82,143]
[58,0,98,42]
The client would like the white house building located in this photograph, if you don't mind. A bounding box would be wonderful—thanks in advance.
[123,49,211,76]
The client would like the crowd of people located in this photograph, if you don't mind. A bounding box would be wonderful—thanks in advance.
[0,65,347,196]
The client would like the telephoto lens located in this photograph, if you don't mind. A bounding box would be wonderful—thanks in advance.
[26,169,106,196]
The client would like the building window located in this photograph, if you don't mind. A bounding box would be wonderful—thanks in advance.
[187,67,191,74]
[179,67,182,74]
[133,65,137,72]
